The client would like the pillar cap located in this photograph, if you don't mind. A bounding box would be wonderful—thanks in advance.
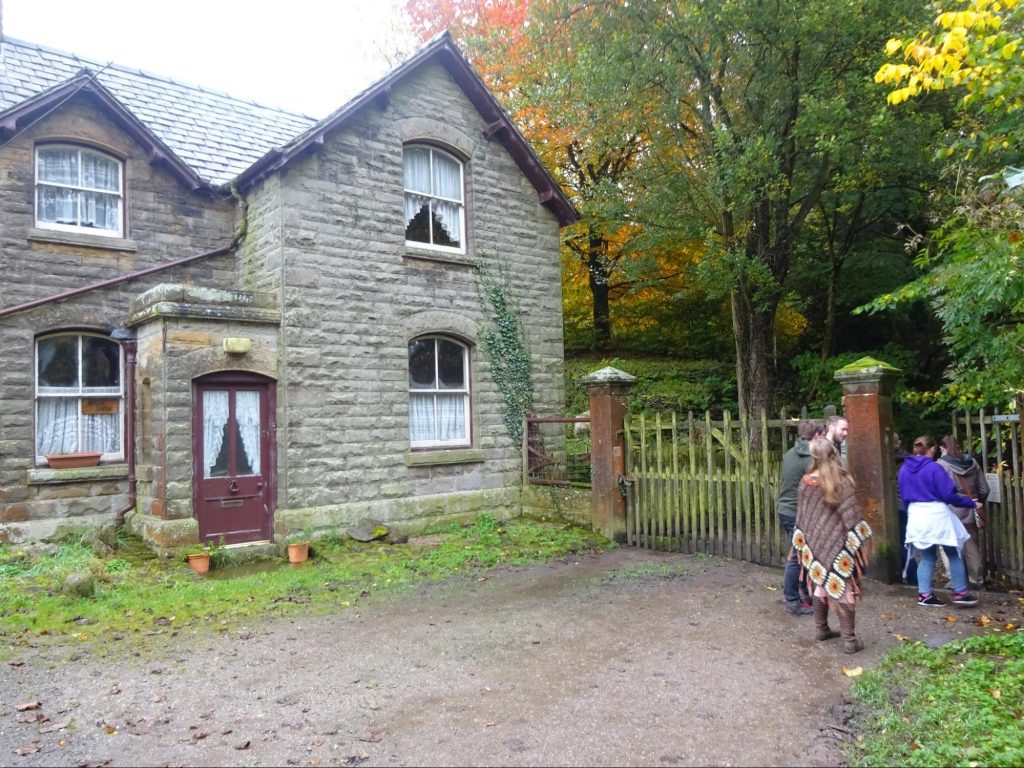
[581,366,636,387]
[834,356,902,384]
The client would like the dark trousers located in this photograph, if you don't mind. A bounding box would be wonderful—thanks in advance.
[780,516,809,604]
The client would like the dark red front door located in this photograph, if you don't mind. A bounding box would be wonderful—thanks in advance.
[193,373,275,544]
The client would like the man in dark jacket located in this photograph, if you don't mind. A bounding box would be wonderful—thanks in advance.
[778,419,823,614]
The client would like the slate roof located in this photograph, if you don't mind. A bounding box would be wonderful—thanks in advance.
[0,34,576,224]
[0,37,318,187]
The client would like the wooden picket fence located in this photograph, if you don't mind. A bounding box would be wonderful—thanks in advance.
[622,410,804,567]
[621,407,1024,586]
[951,410,1024,587]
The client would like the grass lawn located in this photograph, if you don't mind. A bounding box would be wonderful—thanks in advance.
[0,515,612,652]
[847,629,1024,767]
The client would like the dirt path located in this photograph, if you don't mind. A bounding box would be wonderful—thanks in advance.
[1,548,1020,768]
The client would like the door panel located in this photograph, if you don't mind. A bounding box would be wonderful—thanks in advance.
[194,376,274,544]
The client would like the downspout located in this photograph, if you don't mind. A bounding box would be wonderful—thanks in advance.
[112,329,137,529]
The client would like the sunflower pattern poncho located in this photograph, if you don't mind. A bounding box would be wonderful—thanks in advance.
[793,475,872,600]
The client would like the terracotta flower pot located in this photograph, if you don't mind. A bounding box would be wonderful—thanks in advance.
[187,553,211,574]
[45,451,102,469]
[287,541,309,563]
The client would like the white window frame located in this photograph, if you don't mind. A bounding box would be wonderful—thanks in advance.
[35,144,124,238]
[34,333,125,463]
[403,145,466,255]
[408,336,471,449]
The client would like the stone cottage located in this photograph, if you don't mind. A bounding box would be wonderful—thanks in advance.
[0,32,576,552]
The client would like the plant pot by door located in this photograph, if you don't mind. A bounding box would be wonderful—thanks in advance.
[187,553,211,574]
[287,542,309,563]
[45,451,102,469]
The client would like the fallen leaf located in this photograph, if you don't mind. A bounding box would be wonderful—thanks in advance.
[944,615,957,623]
[17,713,48,724]
[879,613,893,621]
[234,739,251,750]
[1003,623,1017,631]
[991,688,1002,699]
[765,585,778,591]
[357,731,382,743]
[103,724,117,735]
[15,701,41,711]
[39,718,71,734]
[8,660,24,667]
[15,743,41,755]
[841,666,863,677]
[123,610,134,617]
[892,633,910,642]
[977,615,993,627]
[485,721,497,727]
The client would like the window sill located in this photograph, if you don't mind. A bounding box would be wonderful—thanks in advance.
[29,228,137,252]
[28,463,128,485]
[403,247,475,268]
[405,448,485,467]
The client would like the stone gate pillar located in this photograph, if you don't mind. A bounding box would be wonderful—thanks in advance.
[582,366,636,543]
[834,357,902,583]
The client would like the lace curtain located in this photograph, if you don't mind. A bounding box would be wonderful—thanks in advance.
[36,398,79,455]
[37,147,120,230]
[235,391,261,475]
[409,393,466,443]
[36,399,119,455]
[203,391,230,477]
[403,147,461,247]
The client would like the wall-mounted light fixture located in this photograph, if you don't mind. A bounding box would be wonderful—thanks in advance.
[223,337,252,355]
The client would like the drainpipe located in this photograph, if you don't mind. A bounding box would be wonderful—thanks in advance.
[111,328,137,529]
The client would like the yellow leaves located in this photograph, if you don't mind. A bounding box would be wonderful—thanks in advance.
[1001,41,1018,58]
[842,666,864,677]
[892,633,911,642]
[885,38,903,56]
[977,614,993,626]
[990,688,1002,699]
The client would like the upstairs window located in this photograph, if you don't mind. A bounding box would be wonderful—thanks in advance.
[36,145,123,237]
[35,333,123,461]
[408,336,470,448]
[404,145,464,252]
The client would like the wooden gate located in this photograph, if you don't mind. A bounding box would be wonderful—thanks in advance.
[952,410,1024,587]
[623,410,801,567]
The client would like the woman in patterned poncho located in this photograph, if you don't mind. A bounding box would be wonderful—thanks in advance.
[793,437,872,654]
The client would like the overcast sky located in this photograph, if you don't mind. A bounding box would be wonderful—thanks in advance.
[3,0,420,116]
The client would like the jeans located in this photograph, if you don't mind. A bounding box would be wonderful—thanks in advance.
[780,516,809,604]
[917,544,968,596]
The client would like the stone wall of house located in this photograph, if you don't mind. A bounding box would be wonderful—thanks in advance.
[248,60,566,532]
[0,94,237,543]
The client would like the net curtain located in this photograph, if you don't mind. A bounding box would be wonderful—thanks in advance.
[403,147,462,245]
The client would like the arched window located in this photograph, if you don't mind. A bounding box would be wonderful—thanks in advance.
[408,336,470,448]
[35,333,124,461]
[404,145,464,253]
[35,145,124,237]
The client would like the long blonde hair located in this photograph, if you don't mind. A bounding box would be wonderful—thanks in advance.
[807,437,855,507]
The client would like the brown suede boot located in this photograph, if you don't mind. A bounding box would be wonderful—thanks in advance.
[813,597,839,641]
[836,603,863,654]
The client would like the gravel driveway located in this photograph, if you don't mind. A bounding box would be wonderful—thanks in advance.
[2,547,1020,767]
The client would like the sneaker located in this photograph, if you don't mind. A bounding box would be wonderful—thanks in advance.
[952,591,979,607]
[785,600,813,615]
[918,593,946,607]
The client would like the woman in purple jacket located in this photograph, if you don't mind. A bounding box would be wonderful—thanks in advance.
[898,435,982,608]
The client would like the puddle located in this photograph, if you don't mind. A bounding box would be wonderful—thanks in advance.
[114,534,159,565]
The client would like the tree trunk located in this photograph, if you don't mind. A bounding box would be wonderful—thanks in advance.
[588,264,612,344]
[731,287,778,424]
